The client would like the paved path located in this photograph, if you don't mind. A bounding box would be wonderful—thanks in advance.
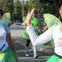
[15,43,54,62]
[10,27,54,62]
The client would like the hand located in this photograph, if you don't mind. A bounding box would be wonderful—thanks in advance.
[0,36,3,39]
[26,8,35,26]
[23,22,27,29]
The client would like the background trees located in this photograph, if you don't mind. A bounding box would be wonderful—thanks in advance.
[13,0,22,21]
[0,0,22,22]
[0,0,62,22]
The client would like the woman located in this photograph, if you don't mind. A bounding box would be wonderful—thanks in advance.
[0,9,18,62]
[25,8,62,62]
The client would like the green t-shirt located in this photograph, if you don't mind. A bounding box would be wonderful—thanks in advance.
[23,17,38,39]
[23,30,30,39]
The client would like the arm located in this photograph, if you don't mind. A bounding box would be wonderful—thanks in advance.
[6,33,18,62]
[5,24,16,53]
[6,33,16,53]
[26,25,52,46]
[23,22,27,29]
[5,24,18,62]
[26,8,52,46]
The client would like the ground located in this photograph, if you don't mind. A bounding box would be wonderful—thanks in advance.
[10,26,54,62]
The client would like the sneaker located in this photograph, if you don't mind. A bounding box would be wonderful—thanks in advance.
[25,54,29,57]
[25,47,29,56]
[34,55,38,59]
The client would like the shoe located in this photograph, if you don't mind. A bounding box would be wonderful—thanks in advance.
[25,54,29,57]
[34,56,38,59]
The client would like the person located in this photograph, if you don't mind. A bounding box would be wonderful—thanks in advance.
[23,22,30,57]
[23,17,38,58]
[25,8,62,62]
[0,9,18,62]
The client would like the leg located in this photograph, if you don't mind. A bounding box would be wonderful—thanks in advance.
[26,39,30,47]
[33,45,38,58]
[25,39,30,56]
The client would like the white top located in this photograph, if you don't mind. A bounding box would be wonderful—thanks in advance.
[0,23,8,52]
[26,24,62,56]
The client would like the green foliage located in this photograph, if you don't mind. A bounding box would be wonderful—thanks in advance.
[0,0,13,13]
[0,0,62,21]
[0,0,22,22]
[39,0,62,16]
[14,0,22,21]
[24,0,41,16]
[24,0,62,17]
[0,0,14,20]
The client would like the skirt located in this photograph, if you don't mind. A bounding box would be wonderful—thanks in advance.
[0,46,17,62]
[47,55,62,62]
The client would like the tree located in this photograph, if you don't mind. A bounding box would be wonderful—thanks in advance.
[24,0,62,17]
[0,0,14,20]
[24,0,41,16]
[0,0,22,22]
[13,0,22,21]
[0,0,13,13]
[39,0,62,16]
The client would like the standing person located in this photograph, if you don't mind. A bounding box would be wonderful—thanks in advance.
[23,17,38,58]
[25,8,62,62]
[0,9,18,62]
[23,22,30,57]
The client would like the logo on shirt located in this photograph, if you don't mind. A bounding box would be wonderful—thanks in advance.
[59,38,62,40]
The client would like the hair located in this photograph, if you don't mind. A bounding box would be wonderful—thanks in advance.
[0,9,3,17]
[59,4,62,22]
[58,0,62,9]
[38,12,44,21]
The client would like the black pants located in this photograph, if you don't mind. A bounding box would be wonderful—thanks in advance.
[26,39,31,47]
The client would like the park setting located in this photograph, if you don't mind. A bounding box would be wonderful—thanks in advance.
[0,0,62,62]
